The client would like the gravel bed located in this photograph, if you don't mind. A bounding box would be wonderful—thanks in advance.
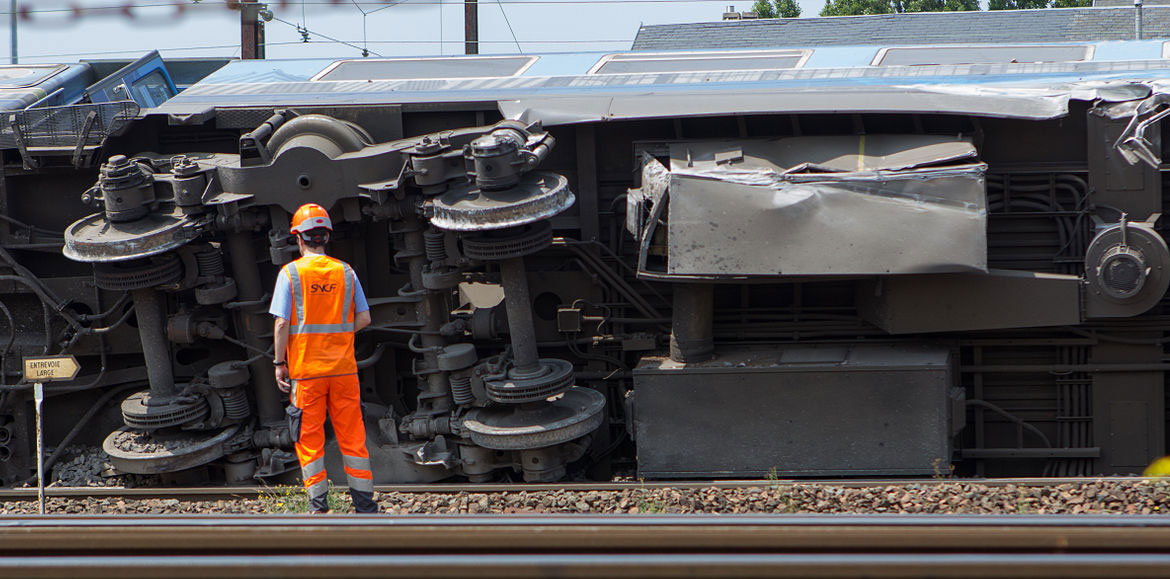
[109,430,194,454]
[33,446,160,488]
[2,480,1169,516]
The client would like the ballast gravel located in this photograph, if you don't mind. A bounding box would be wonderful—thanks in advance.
[3,480,1170,516]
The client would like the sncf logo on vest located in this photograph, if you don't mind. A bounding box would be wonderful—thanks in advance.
[310,283,339,294]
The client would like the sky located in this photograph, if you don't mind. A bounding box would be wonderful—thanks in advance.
[9,0,830,64]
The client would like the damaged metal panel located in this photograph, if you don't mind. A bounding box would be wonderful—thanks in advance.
[633,344,954,478]
[662,136,987,276]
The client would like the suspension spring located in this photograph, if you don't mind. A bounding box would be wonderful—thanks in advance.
[221,388,251,420]
[450,372,474,406]
[424,229,447,262]
[195,247,226,277]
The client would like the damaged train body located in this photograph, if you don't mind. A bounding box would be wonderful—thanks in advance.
[1,39,1169,486]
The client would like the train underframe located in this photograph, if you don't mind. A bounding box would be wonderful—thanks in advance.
[0,97,1167,486]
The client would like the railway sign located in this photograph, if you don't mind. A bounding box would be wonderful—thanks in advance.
[23,355,80,382]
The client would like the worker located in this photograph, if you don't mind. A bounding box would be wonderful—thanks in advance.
[270,203,377,514]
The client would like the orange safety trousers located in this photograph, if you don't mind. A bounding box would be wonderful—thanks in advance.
[281,255,370,499]
[290,374,373,499]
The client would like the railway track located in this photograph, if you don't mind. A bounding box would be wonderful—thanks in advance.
[0,476,1156,501]
[1,515,1170,577]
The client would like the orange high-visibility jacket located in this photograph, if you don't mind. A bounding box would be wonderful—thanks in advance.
[282,255,358,380]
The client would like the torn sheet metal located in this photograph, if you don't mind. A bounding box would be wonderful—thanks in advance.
[627,152,669,237]
[1105,91,1170,168]
[662,136,987,277]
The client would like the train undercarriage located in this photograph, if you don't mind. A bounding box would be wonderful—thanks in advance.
[0,88,1168,486]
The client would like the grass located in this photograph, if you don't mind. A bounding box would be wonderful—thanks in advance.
[258,483,350,514]
[765,467,780,488]
[636,478,666,514]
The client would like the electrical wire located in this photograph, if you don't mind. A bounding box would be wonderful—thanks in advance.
[270,15,383,56]
[4,0,734,12]
[494,0,522,54]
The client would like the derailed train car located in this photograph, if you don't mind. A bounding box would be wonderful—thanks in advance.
[0,40,1169,486]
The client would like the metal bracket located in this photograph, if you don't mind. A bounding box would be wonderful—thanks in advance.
[9,116,38,170]
[1115,103,1170,168]
[72,110,99,169]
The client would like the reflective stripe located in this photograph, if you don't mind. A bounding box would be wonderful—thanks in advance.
[341,263,354,325]
[290,379,298,407]
[342,454,371,472]
[286,264,305,325]
[289,322,355,335]
[306,478,329,498]
[347,476,373,493]
[301,457,326,479]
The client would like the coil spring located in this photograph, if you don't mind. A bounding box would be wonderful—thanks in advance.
[221,388,251,420]
[450,373,474,406]
[195,247,225,277]
[424,229,447,262]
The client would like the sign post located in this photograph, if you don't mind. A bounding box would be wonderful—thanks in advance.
[22,355,80,515]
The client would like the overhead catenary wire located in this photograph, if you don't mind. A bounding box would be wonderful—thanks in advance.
[494,0,522,54]
[23,37,631,60]
[270,15,383,56]
[3,0,736,18]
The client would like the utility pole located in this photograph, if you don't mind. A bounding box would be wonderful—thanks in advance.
[9,0,16,64]
[241,0,266,60]
[464,0,478,55]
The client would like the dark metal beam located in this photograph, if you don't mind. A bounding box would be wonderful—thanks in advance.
[465,0,478,55]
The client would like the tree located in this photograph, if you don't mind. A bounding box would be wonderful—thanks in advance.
[1047,0,1092,6]
[821,0,982,15]
[987,0,1055,8]
[752,0,777,17]
[820,0,893,16]
[774,0,803,17]
[753,0,802,17]
[901,0,979,11]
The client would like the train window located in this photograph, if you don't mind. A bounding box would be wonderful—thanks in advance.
[0,65,66,88]
[130,70,175,108]
[589,50,810,75]
[873,45,1091,66]
[312,56,538,81]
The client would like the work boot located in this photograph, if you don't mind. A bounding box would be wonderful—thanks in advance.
[309,492,331,514]
[351,489,379,514]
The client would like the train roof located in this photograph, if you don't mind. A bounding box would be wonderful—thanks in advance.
[151,38,1170,125]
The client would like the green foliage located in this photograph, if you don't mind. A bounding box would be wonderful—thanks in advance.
[635,478,667,514]
[820,0,894,16]
[753,0,777,18]
[259,484,349,514]
[822,0,981,16]
[900,0,979,11]
[987,0,1049,8]
[1048,0,1092,7]
[765,466,780,487]
[775,0,803,17]
[753,0,802,18]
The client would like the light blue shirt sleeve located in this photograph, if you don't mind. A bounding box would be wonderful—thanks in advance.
[353,273,369,314]
[269,269,292,320]
[269,265,368,318]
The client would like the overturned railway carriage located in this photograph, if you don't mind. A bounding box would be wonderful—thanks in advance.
[1,40,1169,485]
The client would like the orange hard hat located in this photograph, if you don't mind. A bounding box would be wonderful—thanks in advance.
[290,203,332,234]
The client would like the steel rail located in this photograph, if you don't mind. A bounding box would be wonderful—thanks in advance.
[0,476,1160,500]
[2,516,1170,578]
[3,515,1170,553]
[3,553,1170,579]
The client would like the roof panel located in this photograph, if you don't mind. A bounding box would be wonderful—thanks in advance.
[591,50,809,75]
[313,56,538,81]
[875,45,1091,67]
